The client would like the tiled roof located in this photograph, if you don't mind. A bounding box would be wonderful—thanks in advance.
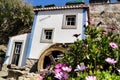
[33,4,89,11]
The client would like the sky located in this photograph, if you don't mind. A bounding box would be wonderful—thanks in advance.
[24,0,117,6]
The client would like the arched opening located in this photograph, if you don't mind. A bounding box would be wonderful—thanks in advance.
[37,44,66,71]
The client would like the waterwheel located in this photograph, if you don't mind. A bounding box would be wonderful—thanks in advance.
[37,43,67,71]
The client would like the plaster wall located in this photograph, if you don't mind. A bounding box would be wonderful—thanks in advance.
[28,9,87,59]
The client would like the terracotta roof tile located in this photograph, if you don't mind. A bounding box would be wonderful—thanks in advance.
[33,4,89,11]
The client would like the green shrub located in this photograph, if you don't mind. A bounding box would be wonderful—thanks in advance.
[0,51,5,57]
[39,24,120,80]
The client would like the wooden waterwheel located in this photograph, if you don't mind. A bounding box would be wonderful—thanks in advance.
[37,43,67,71]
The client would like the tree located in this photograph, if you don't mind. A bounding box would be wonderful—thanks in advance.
[0,0,34,44]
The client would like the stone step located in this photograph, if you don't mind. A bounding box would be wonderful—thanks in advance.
[0,71,8,77]
[0,77,6,80]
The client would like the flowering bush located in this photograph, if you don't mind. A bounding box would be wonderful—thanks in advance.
[39,24,120,80]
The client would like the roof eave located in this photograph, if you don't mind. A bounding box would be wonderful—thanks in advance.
[33,4,89,12]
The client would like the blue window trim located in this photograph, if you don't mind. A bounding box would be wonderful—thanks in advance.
[26,12,38,58]
[82,9,87,40]
[4,38,11,64]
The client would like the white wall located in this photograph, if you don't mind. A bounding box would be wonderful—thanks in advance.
[5,33,30,66]
[28,9,86,59]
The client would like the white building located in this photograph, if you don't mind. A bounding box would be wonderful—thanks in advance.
[4,4,89,71]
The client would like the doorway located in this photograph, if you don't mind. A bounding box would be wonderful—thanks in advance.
[11,42,22,65]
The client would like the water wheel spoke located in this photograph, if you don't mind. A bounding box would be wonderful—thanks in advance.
[48,54,56,65]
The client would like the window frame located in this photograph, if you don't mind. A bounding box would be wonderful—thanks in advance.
[40,28,54,43]
[62,14,78,29]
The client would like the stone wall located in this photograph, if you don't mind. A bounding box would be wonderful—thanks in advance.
[89,2,120,28]
[1,63,40,80]
[26,59,38,72]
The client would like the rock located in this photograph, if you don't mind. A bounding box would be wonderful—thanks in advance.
[7,64,26,71]
[0,77,6,80]
[1,64,8,71]
[0,71,8,77]
[0,45,7,52]
[18,77,24,80]
[18,77,30,80]
[25,67,30,71]
[18,72,42,80]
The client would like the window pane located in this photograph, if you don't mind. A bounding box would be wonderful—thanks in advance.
[48,36,52,39]
[46,35,49,39]
[46,32,49,35]
[14,42,22,54]
[67,22,71,25]
[71,18,75,21]
[48,32,52,35]
[46,35,52,39]
[67,18,71,21]
[71,22,75,25]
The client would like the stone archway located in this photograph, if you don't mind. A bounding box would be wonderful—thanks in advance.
[37,44,66,71]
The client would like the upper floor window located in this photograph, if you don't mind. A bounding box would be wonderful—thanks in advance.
[66,15,76,26]
[63,14,77,29]
[41,28,54,43]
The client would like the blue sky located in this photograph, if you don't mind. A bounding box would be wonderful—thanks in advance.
[24,0,117,6]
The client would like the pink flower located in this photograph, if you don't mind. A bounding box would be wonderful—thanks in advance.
[86,76,96,80]
[109,42,118,49]
[74,64,86,71]
[105,57,117,65]
[62,72,69,80]
[39,71,46,76]
[107,27,118,30]
[55,63,66,69]
[102,29,107,34]
[45,66,50,70]
[54,63,67,74]
[62,66,72,72]
[54,68,62,74]
[38,77,43,80]
[54,72,69,80]
[54,72,63,80]
[54,63,70,80]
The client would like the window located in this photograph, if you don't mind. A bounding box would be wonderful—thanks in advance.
[41,29,54,43]
[66,15,76,26]
[12,42,22,65]
[63,15,77,29]
[44,30,52,40]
